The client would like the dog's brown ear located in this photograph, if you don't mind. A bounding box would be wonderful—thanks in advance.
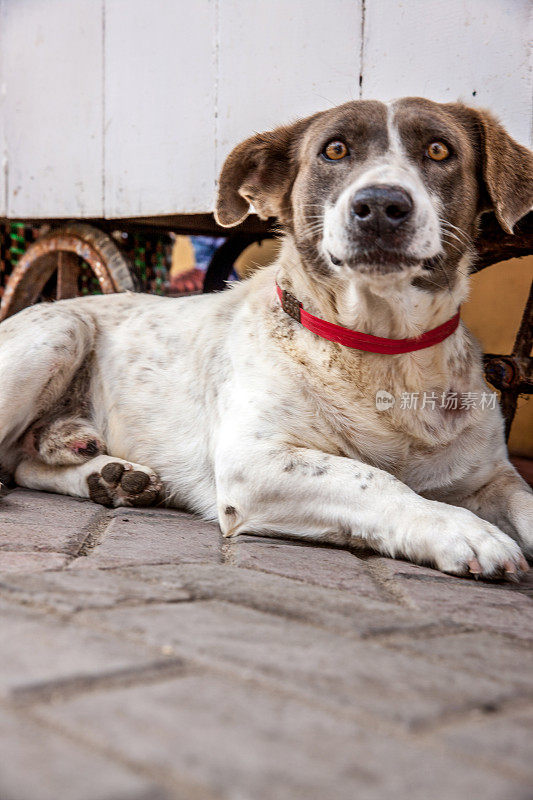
[215,118,311,228]
[474,110,533,234]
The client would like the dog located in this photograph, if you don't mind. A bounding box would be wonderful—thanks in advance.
[1,97,532,580]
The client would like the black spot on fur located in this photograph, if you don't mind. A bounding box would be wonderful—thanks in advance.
[311,464,329,477]
[225,505,237,516]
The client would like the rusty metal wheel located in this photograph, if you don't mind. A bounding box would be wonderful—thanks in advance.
[0,222,135,321]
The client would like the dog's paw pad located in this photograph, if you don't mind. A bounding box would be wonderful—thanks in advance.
[100,461,125,486]
[121,470,150,494]
[88,461,161,508]
[87,472,114,507]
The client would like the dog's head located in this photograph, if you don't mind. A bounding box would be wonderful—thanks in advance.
[215,98,532,289]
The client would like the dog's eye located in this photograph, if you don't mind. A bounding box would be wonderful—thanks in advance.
[323,140,349,161]
[426,141,450,161]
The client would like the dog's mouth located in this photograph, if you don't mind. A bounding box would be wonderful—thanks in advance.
[328,248,429,274]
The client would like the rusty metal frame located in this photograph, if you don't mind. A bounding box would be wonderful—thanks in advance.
[0,223,134,321]
[483,281,533,440]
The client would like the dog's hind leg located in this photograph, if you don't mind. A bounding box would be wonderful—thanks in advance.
[15,455,162,508]
[0,303,96,470]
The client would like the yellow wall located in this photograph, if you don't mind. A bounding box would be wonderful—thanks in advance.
[462,256,532,457]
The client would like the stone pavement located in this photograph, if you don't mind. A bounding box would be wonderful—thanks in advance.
[1,488,532,800]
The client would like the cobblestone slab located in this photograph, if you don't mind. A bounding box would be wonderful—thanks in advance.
[434,705,533,782]
[0,599,180,700]
[78,599,525,730]
[374,556,533,601]
[0,567,192,612]
[136,562,437,636]
[34,674,529,800]
[0,561,435,635]
[0,708,166,800]
[374,567,533,641]
[226,535,384,600]
[1,489,532,800]
[0,489,100,555]
[0,551,69,574]
[382,631,533,693]
[70,509,222,569]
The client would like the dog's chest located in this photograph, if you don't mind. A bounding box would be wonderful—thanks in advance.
[269,338,479,486]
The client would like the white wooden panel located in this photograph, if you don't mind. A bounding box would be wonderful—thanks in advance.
[216,0,362,175]
[2,0,104,218]
[104,0,215,218]
[362,0,532,147]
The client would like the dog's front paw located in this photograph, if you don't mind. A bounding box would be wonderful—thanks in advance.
[87,460,162,508]
[411,504,528,580]
[507,490,533,558]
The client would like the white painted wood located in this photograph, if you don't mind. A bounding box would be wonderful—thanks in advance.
[0,0,530,218]
[1,0,104,218]
[103,0,215,218]
[362,0,532,147]
[216,0,362,176]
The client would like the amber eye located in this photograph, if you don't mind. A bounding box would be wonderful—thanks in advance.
[426,141,450,161]
[323,140,349,161]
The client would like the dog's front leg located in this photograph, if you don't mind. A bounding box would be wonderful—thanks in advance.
[215,444,527,579]
[451,462,533,558]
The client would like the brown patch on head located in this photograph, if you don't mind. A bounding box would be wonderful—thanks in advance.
[215,100,388,238]
[395,98,533,233]
[291,101,389,276]
[215,115,318,227]
[466,107,532,234]
[390,98,481,290]
[392,98,532,291]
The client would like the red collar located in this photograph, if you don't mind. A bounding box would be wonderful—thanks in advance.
[276,284,460,354]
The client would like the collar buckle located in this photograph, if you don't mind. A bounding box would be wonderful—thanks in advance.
[281,289,302,323]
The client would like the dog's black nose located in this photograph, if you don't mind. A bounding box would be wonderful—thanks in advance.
[351,185,413,230]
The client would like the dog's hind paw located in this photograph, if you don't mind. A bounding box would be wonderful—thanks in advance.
[23,418,106,466]
[87,460,162,508]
